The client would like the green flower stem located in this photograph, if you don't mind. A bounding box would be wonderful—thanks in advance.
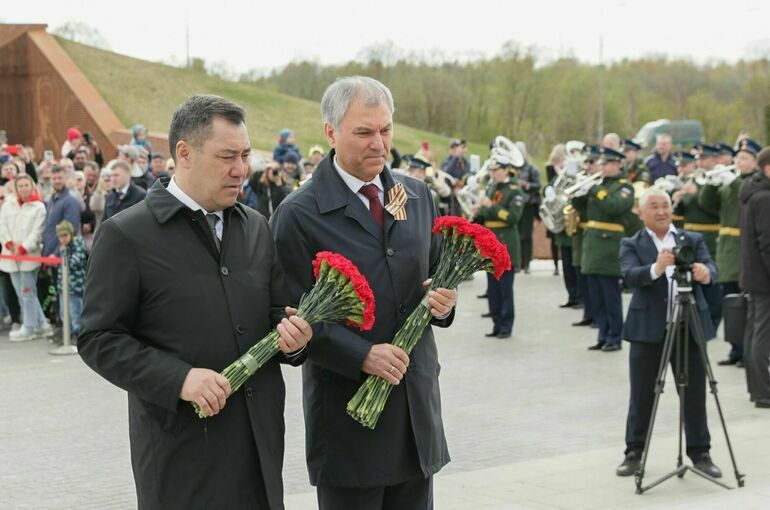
[346,231,492,429]
[194,266,367,419]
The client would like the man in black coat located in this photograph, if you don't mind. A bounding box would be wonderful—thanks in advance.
[78,95,312,510]
[102,159,147,221]
[740,147,770,408]
[615,187,722,478]
[270,76,457,510]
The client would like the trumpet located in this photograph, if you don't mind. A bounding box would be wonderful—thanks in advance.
[652,175,685,194]
[699,164,737,187]
[564,170,603,197]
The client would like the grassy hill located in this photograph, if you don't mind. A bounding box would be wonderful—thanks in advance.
[58,38,488,160]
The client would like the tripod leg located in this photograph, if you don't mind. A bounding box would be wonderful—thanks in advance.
[687,301,746,488]
[636,317,680,492]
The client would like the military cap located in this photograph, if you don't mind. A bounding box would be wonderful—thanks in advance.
[695,144,720,157]
[407,156,431,170]
[623,139,642,152]
[583,144,602,160]
[674,151,696,165]
[736,138,762,157]
[717,143,736,156]
[598,146,625,162]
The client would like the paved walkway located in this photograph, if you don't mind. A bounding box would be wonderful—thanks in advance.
[2,260,768,509]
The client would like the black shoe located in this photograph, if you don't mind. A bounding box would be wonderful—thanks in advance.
[572,319,593,327]
[691,454,722,478]
[588,343,605,351]
[755,399,770,408]
[485,331,500,337]
[602,343,622,352]
[477,293,487,299]
[559,301,578,308]
[481,312,492,318]
[717,358,738,366]
[571,303,583,309]
[616,451,641,477]
[590,322,599,329]
[496,332,512,339]
[736,360,746,368]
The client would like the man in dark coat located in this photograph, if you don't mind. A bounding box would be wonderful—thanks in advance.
[615,187,722,479]
[270,76,457,510]
[740,147,770,408]
[78,95,312,510]
[102,160,147,222]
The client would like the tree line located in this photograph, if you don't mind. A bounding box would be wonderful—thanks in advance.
[246,42,770,157]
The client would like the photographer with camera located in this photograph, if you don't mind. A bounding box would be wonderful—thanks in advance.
[616,186,721,478]
[248,160,292,220]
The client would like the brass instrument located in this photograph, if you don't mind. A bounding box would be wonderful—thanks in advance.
[458,136,525,218]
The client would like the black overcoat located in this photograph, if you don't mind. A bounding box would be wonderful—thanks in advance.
[269,152,453,488]
[79,179,303,509]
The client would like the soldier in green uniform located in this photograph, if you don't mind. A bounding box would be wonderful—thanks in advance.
[570,145,601,327]
[673,144,723,331]
[474,155,524,339]
[717,143,736,166]
[622,139,649,183]
[699,138,762,365]
[572,147,634,351]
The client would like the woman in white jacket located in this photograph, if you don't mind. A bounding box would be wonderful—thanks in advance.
[0,174,52,341]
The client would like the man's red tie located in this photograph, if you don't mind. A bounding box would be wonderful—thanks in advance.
[359,184,384,228]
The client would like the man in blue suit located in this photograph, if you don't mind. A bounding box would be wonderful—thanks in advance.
[615,187,722,478]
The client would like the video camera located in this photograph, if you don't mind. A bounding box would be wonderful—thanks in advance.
[672,244,695,287]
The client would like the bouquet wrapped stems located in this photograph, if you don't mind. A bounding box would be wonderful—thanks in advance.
[194,252,375,418]
[347,217,511,429]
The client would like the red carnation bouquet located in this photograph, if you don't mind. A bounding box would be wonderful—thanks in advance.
[195,251,375,418]
[347,216,510,429]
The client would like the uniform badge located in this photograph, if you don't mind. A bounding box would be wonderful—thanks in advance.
[620,187,631,198]
[597,189,609,200]
[385,182,408,221]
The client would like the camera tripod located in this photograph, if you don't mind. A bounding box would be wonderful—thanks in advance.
[635,274,745,494]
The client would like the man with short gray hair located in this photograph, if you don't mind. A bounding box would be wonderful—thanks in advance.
[271,76,458,509]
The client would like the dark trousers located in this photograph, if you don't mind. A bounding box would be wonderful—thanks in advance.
[561,246,579,303]
[520,239,532,271]
[550,237,559,268]
[587,274,623,345]
[577,267,592,320]
[745,291,770,401]
[702,281,723,333]
[487,269,515,334]
[317,476,433,510]
[721,281,743,361]
[625,338,711,457]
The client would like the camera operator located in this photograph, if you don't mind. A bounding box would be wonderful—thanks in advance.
[741,147,770,408]
[616,187,721,478]
[249,161,292,220]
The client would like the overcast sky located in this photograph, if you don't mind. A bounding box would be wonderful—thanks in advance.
[5,0,769,74]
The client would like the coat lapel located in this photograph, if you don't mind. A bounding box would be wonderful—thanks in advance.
[639,228,658,265]
[313,153,383,244]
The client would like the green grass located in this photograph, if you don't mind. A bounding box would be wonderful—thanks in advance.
[58,38,489,160]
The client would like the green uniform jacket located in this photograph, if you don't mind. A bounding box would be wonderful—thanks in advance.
[572,175,634,276]
[675,178,719,257]
[570,200,588,267]
[698,171,756,283]
[476,179,524,270]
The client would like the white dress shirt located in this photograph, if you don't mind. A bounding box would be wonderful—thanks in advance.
[647,224,678,316]
[334,156,384,208]
[167,176,224,240]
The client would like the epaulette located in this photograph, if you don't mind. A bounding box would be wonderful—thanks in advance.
[618,179,629,184]
[509,184,518,190]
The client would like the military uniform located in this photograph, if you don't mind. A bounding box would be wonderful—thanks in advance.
[699,138,763,364]
[572,147,634,350]
[476,170,524,337]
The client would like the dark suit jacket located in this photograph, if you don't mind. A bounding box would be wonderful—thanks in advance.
[102,181,147,222]
[79,179,304,509]
[620,227,717,343]
[270,151,453,487]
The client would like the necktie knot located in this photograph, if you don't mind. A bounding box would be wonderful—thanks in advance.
[359,184,380,200]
